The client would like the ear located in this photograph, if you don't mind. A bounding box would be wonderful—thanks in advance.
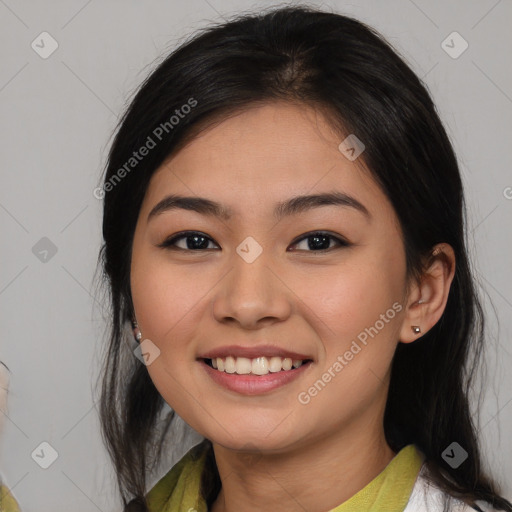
[398,243,456,343]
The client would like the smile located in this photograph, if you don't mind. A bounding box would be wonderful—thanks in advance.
[199,357,313,395]
[205,355,312,375]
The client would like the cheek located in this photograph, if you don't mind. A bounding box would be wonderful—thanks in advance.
[131,252,211,343]
[130,258,205,414]
[293,263,401,423]
[297,253,404,393]
[308,259,402,338]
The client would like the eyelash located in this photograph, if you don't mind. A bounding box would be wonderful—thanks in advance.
[157,230,351,253]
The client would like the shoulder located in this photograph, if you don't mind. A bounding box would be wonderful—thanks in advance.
[404,464,499,512]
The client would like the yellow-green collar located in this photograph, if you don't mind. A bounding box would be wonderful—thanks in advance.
[146,442,424,512]
[146,441,209,512]
[328,444,424,511]
[0,484,23,512]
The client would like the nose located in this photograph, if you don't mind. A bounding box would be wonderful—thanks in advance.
[211,248,292,329]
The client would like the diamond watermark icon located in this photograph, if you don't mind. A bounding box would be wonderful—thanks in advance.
[441,442,468,469]
[31,32,59,59]
[134,339,161,366]
[32,237,58,263]
[441,32,468,59]
[31,441,58,469]
[338,134,365,161]
[236,236,263,263]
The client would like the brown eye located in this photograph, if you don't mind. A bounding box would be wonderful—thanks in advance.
[158,231,219,251]
[288,231,350,252]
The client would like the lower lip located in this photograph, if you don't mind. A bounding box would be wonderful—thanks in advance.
[199,359,313,395]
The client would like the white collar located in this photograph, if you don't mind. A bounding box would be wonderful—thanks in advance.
[403,464,496,512]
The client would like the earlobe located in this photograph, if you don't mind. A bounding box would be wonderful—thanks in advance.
[398,243,456,344]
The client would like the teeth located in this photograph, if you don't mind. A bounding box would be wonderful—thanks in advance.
[208,356,307,375]
[252,357,268,375]
[235,357,252,374]
[269,356,283,373]
[224,356,236,374]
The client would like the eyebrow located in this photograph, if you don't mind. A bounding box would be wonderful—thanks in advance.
[147,191,371,222]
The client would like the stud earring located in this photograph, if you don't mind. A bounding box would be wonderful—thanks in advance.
[411,325,421,334]
[132,319,142,342]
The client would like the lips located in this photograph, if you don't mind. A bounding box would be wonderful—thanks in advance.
[200,358,313,395]
[197,344,314,361]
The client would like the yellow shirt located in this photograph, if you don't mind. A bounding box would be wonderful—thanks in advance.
[146,441,425,512]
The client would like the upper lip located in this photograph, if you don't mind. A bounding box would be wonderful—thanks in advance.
[198,344,314,361]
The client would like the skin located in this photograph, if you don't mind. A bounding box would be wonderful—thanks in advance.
[130,101,456,512]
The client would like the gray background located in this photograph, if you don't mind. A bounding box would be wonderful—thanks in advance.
[0,0,511,510]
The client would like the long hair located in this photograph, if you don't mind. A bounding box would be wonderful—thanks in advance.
[94,5,512,511]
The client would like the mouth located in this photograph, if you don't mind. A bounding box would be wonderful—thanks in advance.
[199,355,314,395]
[202,356,314,376]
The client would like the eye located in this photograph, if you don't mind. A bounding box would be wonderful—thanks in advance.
[158,231,219,251]
[158,230,350,253]
[288,231,351,252]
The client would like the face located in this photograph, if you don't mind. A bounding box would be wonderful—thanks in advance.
[130,101,410,453]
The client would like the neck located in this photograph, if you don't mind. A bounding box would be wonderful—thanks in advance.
[210,416,395,512]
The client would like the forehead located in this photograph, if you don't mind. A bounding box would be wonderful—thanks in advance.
[142,101,393,223]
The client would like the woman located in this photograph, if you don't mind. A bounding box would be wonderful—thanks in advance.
[95,5,512,512]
